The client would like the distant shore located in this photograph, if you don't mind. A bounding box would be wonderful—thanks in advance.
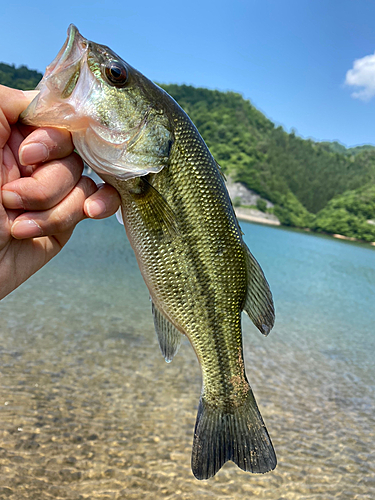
[234,208,375,245]
[332,233,375,246]
[234,208,281,226]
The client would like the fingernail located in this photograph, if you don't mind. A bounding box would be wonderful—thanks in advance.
[2,190,24,209]
[19,143,48,166]
[22,90,40,100]
[86,199,106,218]
[11,219,43,239]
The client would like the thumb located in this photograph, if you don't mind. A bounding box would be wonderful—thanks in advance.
[0,85,39,124]
[0,85,39,183]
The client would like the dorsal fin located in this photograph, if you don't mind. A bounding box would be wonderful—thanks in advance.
[151,301,182,362]
[214,160,227,182]
[242,244,275,336]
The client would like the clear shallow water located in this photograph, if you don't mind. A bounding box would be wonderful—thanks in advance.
[0,217,374,499]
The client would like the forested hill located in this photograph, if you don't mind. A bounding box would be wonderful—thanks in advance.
[159,84,375,241]
[0,63,42,90]
[2,62,375,242]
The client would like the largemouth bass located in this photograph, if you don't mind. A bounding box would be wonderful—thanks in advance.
[21,25,277,479]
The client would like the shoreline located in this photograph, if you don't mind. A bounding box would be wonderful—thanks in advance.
[234,209,281,226]
[234,209,375,246]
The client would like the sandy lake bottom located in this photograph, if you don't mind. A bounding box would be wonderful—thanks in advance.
[0,217,374,499]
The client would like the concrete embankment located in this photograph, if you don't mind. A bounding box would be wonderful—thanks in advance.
[234,208,281,226]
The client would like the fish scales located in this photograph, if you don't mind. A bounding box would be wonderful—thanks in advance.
[113,111,248,399]
[20,24,277,480]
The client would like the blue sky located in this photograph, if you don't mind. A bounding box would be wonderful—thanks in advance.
[2,0,375,147]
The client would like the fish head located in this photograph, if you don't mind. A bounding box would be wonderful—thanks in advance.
[21,25,173,179]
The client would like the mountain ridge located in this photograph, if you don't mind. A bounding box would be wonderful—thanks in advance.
[1,62,375,242]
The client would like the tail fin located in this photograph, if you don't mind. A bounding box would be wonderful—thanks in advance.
[191,390,276,480]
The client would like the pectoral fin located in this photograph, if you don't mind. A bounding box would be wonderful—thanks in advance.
[243,244,275,336]
[133,177,179,237]
[151,301,182,362]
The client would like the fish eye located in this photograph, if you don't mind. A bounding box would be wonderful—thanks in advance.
[104,61,128,87]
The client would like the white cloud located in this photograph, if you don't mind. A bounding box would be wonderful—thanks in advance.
[345,52,375,101]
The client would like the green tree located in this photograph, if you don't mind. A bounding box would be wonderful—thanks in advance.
[256,199,267,212]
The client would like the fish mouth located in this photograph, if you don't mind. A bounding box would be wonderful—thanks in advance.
[20,24,89,127]
[38,24,87,88]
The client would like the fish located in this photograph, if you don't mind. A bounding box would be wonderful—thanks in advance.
[21,25,277,479]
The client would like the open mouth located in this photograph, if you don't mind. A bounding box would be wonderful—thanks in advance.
[36,24,87,91]
[20,25,88,126]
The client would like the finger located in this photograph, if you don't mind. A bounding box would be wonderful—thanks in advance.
[10,176,97,239]
[1,123,34,187]
[0,86,37,148]
[84,183,121,219]
[2,153,84,210]
[2,143,21,186]
[18,127,74,167]
[6,124,26,174]
[0,86,37,123]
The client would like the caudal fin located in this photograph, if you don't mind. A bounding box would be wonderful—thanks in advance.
[191,390,276,480]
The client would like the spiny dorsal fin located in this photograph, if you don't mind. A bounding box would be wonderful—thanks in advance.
[243,243,275,336]
[214,160,227,182]
[151,301,182,362]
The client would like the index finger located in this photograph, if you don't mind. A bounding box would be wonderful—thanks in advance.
[18,127,74,168]
[2,152,84,211]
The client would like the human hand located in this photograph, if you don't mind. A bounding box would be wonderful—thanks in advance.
[0,85,121,300]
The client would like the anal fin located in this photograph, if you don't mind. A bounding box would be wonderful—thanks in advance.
[243,243,275,336]
[151,301,182,362]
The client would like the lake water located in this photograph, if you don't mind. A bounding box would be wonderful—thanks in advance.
[0,217,374,499]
